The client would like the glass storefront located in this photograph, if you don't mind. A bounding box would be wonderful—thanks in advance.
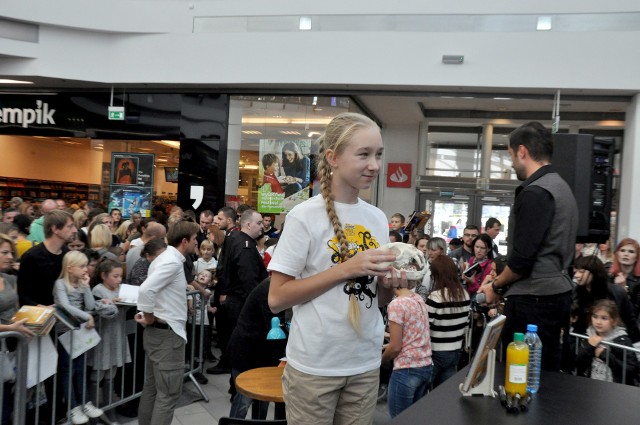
[224,95,368,211]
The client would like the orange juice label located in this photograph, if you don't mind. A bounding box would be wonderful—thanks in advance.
[508,364,527,384]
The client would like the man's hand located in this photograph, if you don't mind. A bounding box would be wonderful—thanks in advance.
[135,311,155,326]
[478,283,498,305]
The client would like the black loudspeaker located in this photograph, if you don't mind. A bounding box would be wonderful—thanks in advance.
[552,134,614,243]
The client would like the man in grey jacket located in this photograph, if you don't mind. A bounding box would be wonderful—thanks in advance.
[480,121,578,371]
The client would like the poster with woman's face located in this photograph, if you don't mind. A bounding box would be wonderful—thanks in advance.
[258,139,311,213]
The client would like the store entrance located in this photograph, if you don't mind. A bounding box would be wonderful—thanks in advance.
[416,185,515,253]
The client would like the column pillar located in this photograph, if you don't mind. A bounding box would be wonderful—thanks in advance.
[480,123,494,179]
[617,94,640,241]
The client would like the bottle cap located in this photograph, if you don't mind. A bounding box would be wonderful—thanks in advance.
[527,324,538,332]
[513,332,525,342]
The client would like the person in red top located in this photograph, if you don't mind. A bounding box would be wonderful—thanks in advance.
[261,153,284,194]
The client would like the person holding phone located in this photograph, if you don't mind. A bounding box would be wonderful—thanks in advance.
[462,234,494,296]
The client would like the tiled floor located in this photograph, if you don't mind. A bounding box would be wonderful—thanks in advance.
[116,356,391,425]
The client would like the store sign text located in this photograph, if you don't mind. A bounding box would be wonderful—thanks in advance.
[0,100,56,128]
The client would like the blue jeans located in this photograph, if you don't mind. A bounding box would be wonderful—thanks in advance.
[57,344,86,408]
[387,365,433,418]
[431,350,460,388]
[229,369,269,419]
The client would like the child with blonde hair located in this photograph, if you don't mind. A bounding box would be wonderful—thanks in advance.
[53,250,103,424]
[268,112,407,423]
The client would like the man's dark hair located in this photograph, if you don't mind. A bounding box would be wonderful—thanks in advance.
[485,217,501,230]
[88,208,106,223]
[218,206,237,223]
[236,204,252,218]
[449,238,463,248]
[44,210,72,238]
[141,238,168,257]
[167,220,199,248]
[12,214,32,235]
[200,209,214,219]
[464,224,480,233]
[509,121,553,162]
[138,217,157,233]
[389,230,402,242]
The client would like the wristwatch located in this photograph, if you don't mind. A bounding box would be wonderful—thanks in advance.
[491,280,507,296]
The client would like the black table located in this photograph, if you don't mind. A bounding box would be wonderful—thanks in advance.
[390,364,640,425]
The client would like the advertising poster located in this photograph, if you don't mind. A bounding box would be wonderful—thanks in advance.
[258,139,311,213]
[109,153,155,218]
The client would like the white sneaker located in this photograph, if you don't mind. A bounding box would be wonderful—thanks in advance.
[83,401,104,418]
[69,406,89,424]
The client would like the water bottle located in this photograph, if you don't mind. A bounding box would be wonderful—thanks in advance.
[524,324,542,394]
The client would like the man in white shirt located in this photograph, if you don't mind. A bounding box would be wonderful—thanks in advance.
[135,220,199,425]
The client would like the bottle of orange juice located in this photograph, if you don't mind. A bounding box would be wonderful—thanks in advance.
[505,333,529,396]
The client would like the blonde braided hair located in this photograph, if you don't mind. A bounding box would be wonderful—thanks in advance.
[316,112,380,334]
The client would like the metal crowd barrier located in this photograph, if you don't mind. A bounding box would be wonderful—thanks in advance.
[0,331,28,425]
[0,290,208,425]
[569,332,640,386]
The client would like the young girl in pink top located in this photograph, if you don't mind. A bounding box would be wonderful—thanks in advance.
[382,286,433,418]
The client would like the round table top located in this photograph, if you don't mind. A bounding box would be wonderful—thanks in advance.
[235,366,284,403]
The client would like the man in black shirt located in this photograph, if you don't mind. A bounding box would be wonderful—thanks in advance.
[17,209,76,424]
[480,122,578,371]
[449,224,480,266]
[18,210,76,306]
[208,209,268,374]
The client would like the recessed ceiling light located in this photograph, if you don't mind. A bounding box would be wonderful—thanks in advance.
[493,97,512,100]
[0,79,34,84]
[299,16,312,31]
[537,16,552,31]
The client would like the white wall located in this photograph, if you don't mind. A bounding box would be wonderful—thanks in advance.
[618,95,640,241]
[379,124,420,219]
[1,1,640,92]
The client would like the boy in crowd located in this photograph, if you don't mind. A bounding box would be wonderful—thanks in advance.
[389,213,407,242]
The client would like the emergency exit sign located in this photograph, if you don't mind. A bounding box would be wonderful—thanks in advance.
[108,106,125,120]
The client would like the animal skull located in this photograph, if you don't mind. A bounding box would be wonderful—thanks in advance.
[380,242,428,281]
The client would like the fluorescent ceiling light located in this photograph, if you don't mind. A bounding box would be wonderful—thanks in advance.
[241,164,259,170]
[241,130,263,135]
[299,16,312,31]
[537,16,552,31]
[280,131,302,135]
[0,79,34,84]
[156,140,180,149]
[242,117,332,125]
[493,97,512,100]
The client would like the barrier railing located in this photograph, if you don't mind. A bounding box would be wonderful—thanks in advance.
[1,290,208,424]
[0,331,28,425]
[569,332,640,386]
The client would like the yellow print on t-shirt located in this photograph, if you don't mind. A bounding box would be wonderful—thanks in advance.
[326,224,381,265]
[326,224,381,309]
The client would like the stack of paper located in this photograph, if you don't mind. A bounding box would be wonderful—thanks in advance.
[12,305,56,336]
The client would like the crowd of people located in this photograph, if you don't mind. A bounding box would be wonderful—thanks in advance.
[2,118,640,425]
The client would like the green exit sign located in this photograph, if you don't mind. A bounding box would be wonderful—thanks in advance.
[108,106,125,121]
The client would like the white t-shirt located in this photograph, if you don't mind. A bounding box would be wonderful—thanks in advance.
[194,257,218,274]
[268,195,389,376]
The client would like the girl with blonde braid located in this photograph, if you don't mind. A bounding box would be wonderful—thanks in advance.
[269,112,407,424]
